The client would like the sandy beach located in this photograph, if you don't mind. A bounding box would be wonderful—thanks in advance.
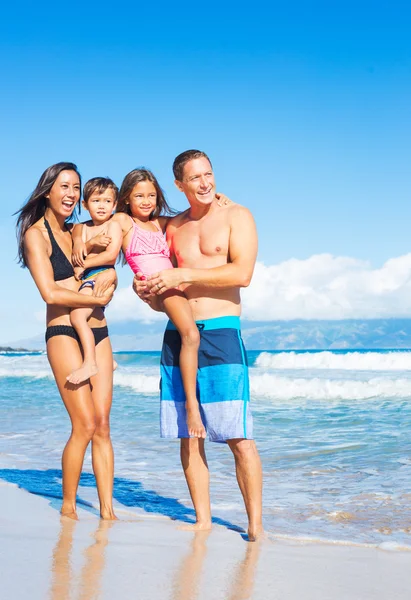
[1,481,410,600]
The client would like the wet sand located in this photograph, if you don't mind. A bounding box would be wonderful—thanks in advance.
[1,481,411,600]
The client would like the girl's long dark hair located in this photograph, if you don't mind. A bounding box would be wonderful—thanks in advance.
[116,168,176,219]
[15,162,81,267]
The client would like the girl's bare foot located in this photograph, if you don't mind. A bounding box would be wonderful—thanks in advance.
[66,362,98,385]
[186,406,206,438]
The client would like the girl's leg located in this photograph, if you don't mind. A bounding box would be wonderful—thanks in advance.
[89,336,116,520]
[68,286,98,384]
[47,335,97,519]
[162,292,205,438]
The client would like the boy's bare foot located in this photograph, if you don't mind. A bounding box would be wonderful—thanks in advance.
[178,520,212,532]
[113,359,118,372]
[66,363,98,385]
[186,406,206,438]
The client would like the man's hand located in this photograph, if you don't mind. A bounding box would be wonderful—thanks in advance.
[90,231,112,250]
[72,240,87,267]
[74,266,84,281]
[93,269,117,298]
[147,268,186,295]
[215,192,232,206]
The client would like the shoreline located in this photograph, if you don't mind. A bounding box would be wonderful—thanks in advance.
[1,480,411,599]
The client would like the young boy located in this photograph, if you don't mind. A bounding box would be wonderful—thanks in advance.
[67,177,123,384]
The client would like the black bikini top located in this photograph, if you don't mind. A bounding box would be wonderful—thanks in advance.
[44,218,75,281]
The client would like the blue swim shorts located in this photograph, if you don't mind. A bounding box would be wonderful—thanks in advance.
[160,316,253,443]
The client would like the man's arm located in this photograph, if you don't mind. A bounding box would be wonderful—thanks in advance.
[147,206,258,294]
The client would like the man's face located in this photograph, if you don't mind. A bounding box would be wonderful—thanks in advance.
[175,157,216,206]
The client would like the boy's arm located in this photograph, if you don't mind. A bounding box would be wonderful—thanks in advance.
[78,221,123,270]
[147,206,258,294]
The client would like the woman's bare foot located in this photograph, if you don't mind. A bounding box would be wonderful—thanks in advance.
[113,359,118,372]
[247,525,264,542]
[186,405,206,438]
[178,520,212,532]
[66,362,98,385]
[60,505,79,520]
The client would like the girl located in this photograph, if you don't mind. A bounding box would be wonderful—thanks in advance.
[16,162,117,520]
[116,169,206,439]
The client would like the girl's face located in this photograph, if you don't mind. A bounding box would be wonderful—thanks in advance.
[128,180,157,220]
[46,170,81,218]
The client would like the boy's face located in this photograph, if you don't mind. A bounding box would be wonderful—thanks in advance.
[84,188,117,224]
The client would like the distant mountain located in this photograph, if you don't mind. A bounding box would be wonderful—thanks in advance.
[6,319,411,352]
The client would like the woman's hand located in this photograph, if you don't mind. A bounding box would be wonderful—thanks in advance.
[72,239,87,267]
[93,269,117,298]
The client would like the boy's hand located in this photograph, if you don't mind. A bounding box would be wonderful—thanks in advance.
[74,266,84,281]
[91,231,112,250]
[72,240,87,267]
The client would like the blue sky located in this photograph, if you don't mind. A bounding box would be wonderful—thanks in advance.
[1,1,411,342]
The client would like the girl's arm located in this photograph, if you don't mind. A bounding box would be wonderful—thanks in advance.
[157,216,171,233]
[77,221,123,270]
[24,228,111,307]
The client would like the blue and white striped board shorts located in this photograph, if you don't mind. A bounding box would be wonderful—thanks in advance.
[160,316,253,443]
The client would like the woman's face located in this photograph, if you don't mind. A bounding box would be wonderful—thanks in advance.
[46,170,81,218]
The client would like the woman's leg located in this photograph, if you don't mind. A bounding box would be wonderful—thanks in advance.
[90,336,116,519]
[162,292,204,438]
[47,335,97,519]
[68,287,98,385]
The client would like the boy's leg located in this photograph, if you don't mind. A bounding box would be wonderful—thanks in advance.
[162,292,205,439]
[67,285,98,384]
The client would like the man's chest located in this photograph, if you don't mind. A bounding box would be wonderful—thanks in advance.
[171,219,230,264]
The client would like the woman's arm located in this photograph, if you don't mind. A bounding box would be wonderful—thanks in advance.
[24,228,112,307]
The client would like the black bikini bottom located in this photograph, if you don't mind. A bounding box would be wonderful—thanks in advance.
[45,325,109,345]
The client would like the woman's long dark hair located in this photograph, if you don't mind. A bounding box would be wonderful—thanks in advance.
[15,162,81,267]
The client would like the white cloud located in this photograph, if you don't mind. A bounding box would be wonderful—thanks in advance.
[105,285,167,323]
[100,253,411,323]
[242,253,411,320]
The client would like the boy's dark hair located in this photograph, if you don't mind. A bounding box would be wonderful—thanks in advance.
[83,177,119,203]
[172,150,212,182]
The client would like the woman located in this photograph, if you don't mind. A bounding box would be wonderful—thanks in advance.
[16,162,117,520]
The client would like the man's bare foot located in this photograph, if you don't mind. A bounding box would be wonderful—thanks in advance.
[178,520,212,532]
[247,525,264,542]
[113,359,118,372]
[60,510,79,520]
[100,510,118,521]
[186,406,206,438]
[66,362,98,385]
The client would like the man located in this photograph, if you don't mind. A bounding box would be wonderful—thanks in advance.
[134,150,262,540]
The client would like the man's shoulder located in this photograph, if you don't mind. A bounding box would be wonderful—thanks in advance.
[224,202,253,221]
[168,210,188,228]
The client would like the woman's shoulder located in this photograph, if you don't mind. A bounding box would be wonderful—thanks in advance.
[24,220,48,250]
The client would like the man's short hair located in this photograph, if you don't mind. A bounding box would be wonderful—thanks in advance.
[83,177,119,203]
[172,150,212,182]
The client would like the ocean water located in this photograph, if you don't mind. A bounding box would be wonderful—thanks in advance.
[1,348,411,547]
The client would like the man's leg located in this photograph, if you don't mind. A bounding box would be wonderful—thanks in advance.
[227,439,263,541]
[180,438,212,530]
